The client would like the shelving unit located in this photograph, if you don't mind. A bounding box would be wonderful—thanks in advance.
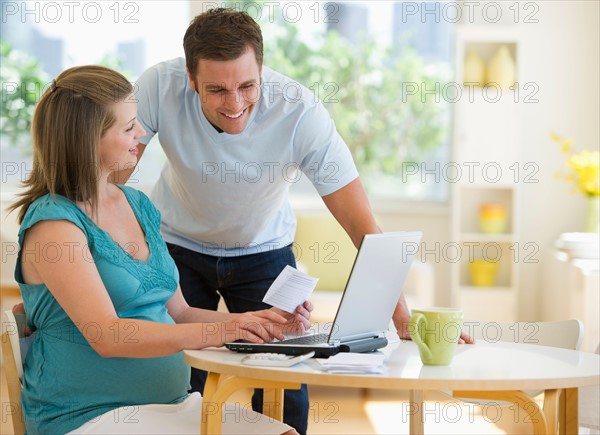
[451,25,521,322]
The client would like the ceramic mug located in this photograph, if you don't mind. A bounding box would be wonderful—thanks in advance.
[409,307,464,365]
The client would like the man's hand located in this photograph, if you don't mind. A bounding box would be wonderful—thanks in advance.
[392,297,414,341]
[270,300,313,336]
[392,296,475,344]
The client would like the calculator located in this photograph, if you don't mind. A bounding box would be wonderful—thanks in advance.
[241,351,315,367]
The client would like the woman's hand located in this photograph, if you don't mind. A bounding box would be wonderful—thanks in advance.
[220,309,289,344]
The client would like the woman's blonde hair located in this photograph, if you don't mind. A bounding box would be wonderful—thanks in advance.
[9,65,133,223]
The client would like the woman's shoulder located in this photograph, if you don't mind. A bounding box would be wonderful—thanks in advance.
[20,193,89,237]
[23,193,82,222]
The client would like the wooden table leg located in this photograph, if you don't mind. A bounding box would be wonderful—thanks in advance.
[543,389,560,435]
[199,372,301,434]
[559,388,578,435]
[409,389,424,435]
[201,372,223,435]
[454,390,548,435]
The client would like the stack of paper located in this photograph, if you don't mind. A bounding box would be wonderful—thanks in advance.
[318,353,386,374]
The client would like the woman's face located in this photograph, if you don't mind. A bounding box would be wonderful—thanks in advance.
[99,95,146,176]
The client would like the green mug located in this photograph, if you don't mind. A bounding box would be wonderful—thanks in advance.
[409,307,464,365]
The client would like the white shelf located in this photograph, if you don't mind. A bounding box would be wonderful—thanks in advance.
[460,286,514,293]
[459,233,516,243]
[451,26,521,322]
[456,25,521,43]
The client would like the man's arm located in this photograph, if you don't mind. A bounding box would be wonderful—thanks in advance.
[110,143,147,185]
[321,178,474,343]
[320,178,413,337]
[320,178,380,245]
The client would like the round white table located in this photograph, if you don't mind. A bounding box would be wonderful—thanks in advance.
[184,340,600,434]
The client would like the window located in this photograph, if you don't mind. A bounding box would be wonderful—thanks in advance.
[2,1,454,201]
[240,1,455,202]
[1,0,190,188]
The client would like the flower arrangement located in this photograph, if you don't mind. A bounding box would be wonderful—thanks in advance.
[551,133,599,233]
[551,133,599,197]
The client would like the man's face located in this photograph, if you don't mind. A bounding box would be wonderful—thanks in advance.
[189,48,261,135]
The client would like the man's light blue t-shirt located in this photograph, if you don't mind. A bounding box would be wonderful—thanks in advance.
[136,57,358,257]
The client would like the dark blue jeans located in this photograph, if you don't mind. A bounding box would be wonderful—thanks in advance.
[166,242,309,435]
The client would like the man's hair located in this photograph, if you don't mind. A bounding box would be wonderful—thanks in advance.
[183,8,263,76]
[9,65,133,223]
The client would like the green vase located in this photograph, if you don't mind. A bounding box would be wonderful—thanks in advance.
[584,196,600,233]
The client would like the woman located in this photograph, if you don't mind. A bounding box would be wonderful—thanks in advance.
[9,65,310,434]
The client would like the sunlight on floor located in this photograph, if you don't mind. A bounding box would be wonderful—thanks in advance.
[360,389,542,435]
[364,400,507,434]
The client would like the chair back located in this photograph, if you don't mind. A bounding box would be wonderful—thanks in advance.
[2,309,29,434]
[467,318,585,399]
[469,319,584,350]
[453,319,585,433]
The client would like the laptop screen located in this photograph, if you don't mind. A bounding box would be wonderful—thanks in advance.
[328,232,423,343]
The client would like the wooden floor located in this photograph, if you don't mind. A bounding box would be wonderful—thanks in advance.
[0,381,537,434]
[0,290,540,434]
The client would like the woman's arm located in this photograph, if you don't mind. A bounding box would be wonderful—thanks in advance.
[166,286,314,336]
[23,220,288,358]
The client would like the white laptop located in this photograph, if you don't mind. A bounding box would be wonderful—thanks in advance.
[225,231,423,357]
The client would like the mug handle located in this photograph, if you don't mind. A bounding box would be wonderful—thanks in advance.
[409,313,432,361]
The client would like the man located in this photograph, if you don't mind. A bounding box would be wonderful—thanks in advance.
[127,8,469,434]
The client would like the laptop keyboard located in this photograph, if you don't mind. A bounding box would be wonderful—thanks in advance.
[277,333,329,345]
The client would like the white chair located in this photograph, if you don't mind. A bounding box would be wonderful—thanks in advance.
[452,319,585,435]
[2,309,33,435]
[465,319,584,350]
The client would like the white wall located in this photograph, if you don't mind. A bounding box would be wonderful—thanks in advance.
[517,1,599,320]
[376,206,453,307]
[373,1,600,318]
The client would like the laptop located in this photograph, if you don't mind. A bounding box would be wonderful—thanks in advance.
[225,231,423,357]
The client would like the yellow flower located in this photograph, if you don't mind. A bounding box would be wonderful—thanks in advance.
[551,133,600,197]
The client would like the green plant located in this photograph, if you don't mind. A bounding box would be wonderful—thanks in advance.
[97,53,134,80]
[0,43,135,154]
[265,28,449,176]
[0,41,49,151]
[227,0,450,177]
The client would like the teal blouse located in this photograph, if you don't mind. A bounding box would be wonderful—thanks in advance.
[15,185,190,434]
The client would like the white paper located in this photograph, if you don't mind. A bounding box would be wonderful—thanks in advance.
[263,265,319,313]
